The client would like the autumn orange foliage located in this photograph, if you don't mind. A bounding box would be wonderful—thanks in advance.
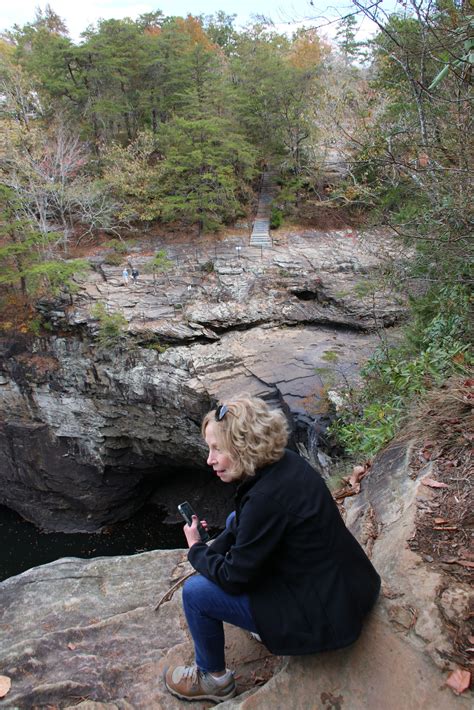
[176,15,215,51]
[287,30,329,70]
[0,294,36,334]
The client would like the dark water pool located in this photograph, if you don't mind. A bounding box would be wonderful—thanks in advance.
[0,503,189,582]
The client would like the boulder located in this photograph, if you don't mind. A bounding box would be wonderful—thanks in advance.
[344,441,471,673]
[0,551,281,709]
[220,609,466,710]
[0,437,470,709]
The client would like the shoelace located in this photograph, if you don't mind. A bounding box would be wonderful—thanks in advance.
[180,665,233,687]
[182,666,201,683]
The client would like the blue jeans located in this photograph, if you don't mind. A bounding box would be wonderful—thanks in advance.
[182,512,258,672]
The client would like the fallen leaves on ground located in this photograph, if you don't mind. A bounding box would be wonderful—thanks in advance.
[334,462,371,500]
[349,464,369,490]
[403,378,473,670]
[440,558,474,568]
[446,668,471,695]
[419,442,442,461]
[0,676,11,698]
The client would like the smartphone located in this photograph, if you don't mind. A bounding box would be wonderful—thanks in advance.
[177,501,210,542]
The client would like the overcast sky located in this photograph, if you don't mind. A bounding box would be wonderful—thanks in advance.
[0,1,394,43]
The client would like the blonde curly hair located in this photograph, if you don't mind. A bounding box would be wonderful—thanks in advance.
[202,395,289,480]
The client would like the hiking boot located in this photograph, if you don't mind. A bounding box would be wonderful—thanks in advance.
[164,664,236,703]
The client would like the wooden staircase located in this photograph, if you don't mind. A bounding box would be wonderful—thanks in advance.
[250,170,277,249]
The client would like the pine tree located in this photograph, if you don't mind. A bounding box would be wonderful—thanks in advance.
[335,14,366,64]
[159,116,256,233]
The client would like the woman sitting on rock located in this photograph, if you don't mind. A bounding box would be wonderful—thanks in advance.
[164,395,381,703]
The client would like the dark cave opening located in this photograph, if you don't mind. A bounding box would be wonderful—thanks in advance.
[0,463,234,582]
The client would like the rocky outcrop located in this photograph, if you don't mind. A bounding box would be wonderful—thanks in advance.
[344,441,472,678]
[70,227,408,338]
[0,228,409,531]
[0,324,380,531]
[0,438,470,709]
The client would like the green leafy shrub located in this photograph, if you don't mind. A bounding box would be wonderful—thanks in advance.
[277,177,305,214]
[201,260,215,273]
[105,239,129,254]
[270,208,283,229]
[142,249,173,281]
[102,252,123,266]
[333,401,401,457]
[152,249,173,273]
[91,302,128,348]
[329,285,472,457]
[28,317,43,336]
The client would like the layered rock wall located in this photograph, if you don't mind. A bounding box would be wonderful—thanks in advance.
[0,228,409,531]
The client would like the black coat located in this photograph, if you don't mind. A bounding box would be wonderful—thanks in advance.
[188,449,381,655]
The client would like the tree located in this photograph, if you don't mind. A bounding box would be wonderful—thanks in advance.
[159,116,257,233]
[230,26,292,159]
[6,6,78,124]
[0,38,41,130]
[335,13,367,64]
[147,14,226,128]
[102,130,165,222]
[28,4,69,35]
[202,12,238,55]
[77,18,155,145]
[230,25,324,174]
[282,29,327,175]
[0,185,89,298]
[2,120,119,250]
[143,249,173,293]
[333,1,473,294]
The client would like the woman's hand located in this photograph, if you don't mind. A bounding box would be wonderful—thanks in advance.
[184,515,208,548]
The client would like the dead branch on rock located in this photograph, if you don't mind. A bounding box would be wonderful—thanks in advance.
[154,570,196,612]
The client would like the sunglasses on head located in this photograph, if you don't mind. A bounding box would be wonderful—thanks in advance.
[215,404,229,421]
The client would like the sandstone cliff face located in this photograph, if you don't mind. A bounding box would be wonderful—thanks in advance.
[0,441,469,709]
[0,336,210,531]
[0,228,407,531]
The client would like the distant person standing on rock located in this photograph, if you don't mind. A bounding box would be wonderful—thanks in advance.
[164,395,381,703]
[131,268,139,285]
[122,267,129,285]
